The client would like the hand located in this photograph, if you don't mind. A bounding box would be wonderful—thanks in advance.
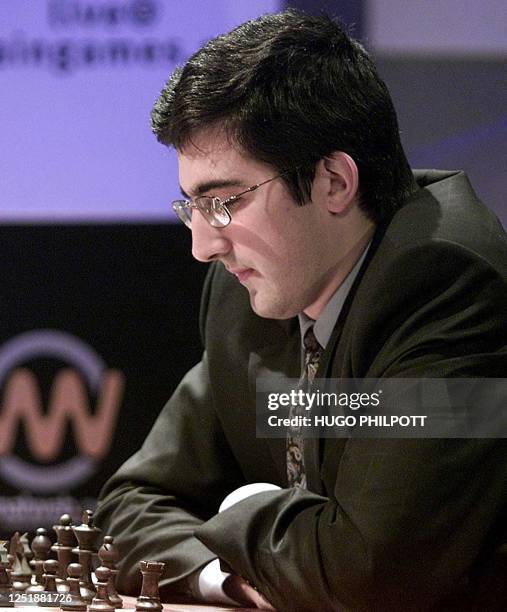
[223,574,275,610]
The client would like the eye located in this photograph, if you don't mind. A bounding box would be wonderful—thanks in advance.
[224,196,243,209]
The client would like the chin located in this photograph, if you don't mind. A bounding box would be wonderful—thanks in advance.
[249,293,297,320]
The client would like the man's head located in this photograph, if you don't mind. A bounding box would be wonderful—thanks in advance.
[151,10,415,320]
[151,9,415,224]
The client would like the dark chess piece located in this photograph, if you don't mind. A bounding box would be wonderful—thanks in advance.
[35,558,61,607]
[42,559,60,595]
[72,509,102,603]
[27,528,52,593]
[98,536,122,609]
[8,532,32,592]
[53,514,76,585]
[89,567,115,612]
[61,563,87,611]
[0,541,14,607]
[135,561,164,612]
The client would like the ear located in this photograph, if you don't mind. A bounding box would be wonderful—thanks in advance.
[315,151,359,214]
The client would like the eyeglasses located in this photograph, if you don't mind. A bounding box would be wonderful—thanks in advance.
[172,172,287,229]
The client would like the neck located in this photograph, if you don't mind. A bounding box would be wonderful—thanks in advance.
[303,221,375,320]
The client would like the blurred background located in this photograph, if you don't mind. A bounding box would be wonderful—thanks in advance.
[0,0,505,536]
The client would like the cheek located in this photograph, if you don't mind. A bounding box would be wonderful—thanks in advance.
[237,200,322,270]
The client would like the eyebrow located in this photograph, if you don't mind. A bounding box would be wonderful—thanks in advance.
[179,178,248,199]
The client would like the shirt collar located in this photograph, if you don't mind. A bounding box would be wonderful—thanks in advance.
[298,243,370,349]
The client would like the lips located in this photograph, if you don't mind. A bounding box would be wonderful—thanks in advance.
[227,266,255,283]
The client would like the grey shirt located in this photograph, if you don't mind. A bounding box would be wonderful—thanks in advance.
[298,245,370,352]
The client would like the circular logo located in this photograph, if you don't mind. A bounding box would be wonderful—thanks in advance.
[0,330,122,493]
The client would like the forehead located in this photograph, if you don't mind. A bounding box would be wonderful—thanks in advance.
[178,132,241,174]
[177,130,272,192]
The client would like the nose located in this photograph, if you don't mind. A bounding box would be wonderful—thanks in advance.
[191,210,231,262]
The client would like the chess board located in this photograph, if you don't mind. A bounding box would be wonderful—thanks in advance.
[0,510,254,612]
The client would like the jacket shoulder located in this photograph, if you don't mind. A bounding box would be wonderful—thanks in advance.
[390,170,506,273]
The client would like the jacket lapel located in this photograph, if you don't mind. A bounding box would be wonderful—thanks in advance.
[248,319,300,486]
[305,224,389,493]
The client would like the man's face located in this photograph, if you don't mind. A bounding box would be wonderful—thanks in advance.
[177,131,353,320]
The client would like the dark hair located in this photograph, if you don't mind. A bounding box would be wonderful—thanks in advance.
[151,10,416,223]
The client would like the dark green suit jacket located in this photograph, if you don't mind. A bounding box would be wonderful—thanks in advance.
[95,170,507,611]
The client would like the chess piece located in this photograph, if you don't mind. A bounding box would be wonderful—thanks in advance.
[42,559,60,595]
[61,563,87,611]
[20,534,34,564]
[0,541,14,607]
[5,554,14,583]
[53,514,76,585]
[98,536,122,608]
[72,510,102,603]
[27,528,52,593]
[135,561,164,612]
[89,567,114,612]
[8,532,31,592]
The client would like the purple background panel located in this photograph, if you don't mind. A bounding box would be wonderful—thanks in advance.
[0,0,280,222]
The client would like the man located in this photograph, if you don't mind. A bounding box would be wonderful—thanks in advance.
[95,10,507,611]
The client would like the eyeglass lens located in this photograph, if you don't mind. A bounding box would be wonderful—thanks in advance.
[175,198,230,228]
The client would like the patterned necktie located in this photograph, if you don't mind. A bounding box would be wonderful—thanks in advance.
[286,326,323,488]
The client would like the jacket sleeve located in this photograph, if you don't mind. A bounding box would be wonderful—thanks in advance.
[94,264,245,595]
[193,242,507,612]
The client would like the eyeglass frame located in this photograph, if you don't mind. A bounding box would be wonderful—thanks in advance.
[172,171,290,229]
